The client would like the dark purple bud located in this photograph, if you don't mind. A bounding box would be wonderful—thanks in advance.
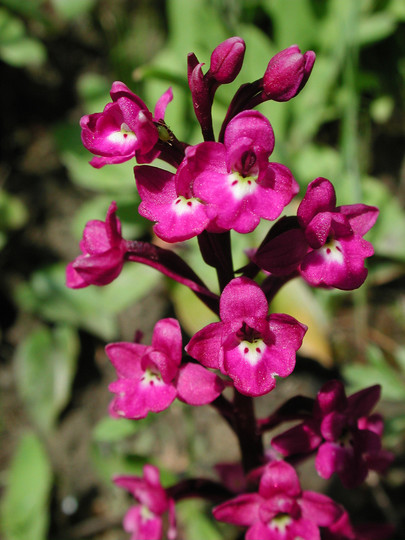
[262,45,316,102]
[209,37,246,84]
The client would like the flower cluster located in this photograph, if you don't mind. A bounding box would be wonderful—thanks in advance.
[67,37,394,540]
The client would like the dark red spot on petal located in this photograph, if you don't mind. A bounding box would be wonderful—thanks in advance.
[123,133,128,138]
[326,248,331,254]
[336,246,342,252]
[256,348,261,353]
[175,199,181,204]
[187,201,192,206]
[231,180,238,186]
[244,347,249,354]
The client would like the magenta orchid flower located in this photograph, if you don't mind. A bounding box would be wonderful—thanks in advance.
[107,318,224,420]
[135,158,212,243]
[271,380,394,488]
[80,82,173,168]
[297,177,379,290]
[186,277,306,397]
[262,45,316,102]
[66,201,126,288]
[187,110,298,234]
[114,465,177,540]
[213,460,343,540]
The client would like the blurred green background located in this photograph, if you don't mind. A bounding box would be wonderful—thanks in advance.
[0,0,404,539]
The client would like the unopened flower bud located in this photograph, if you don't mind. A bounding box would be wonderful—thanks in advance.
[262,45,316,102]
[209,37,246,84]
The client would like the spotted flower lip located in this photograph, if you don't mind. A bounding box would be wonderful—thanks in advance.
[80,82,173,168]
[186,277,306,397]
[66,201,127,288]
[297,177,379,290]
[107,318,224,420]
[271,380,394,489]
[187,110,299,234]
[114,465,177,540]
[213,460,343,540]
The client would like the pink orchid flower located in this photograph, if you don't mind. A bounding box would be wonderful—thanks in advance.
[213,460,343,540]
[114,465,177,540]
[297,177,379,290]
[107,318,224,419]
[80,82,172,168]
[272,380,394,488]
[135,157,212,243]
[186,277,306,397]
[187,110,298,233]
[66,201,126,288]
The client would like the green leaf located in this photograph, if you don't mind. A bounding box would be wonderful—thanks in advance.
[0,8,46,67]
[15,264,118,339]
[14,263,162,340]
[177,500,223,540]
[71,194,147,241]
[76,72,112,113]
[93,416,154,443]
[363,177,405,262]
[1,432,52,540]
[90,443,147,485]
[14,325,79,432]
[50,0,96,19]
[0,37,46,67]
[358,13,397,45]
[0,189,28,232]
[343,344,405,401]
[53,122,136,193]
[261,0,317,50]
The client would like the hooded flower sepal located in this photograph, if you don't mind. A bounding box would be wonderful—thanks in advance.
[272,380,394,488]
[80,82,173,168]
[66,201,126,288]
[107,318,224,420]
[186,277,306,397]
[114,465,177,540]
[213,460,343,540]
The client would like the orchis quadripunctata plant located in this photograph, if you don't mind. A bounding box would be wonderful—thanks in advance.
[68,36,394,540]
